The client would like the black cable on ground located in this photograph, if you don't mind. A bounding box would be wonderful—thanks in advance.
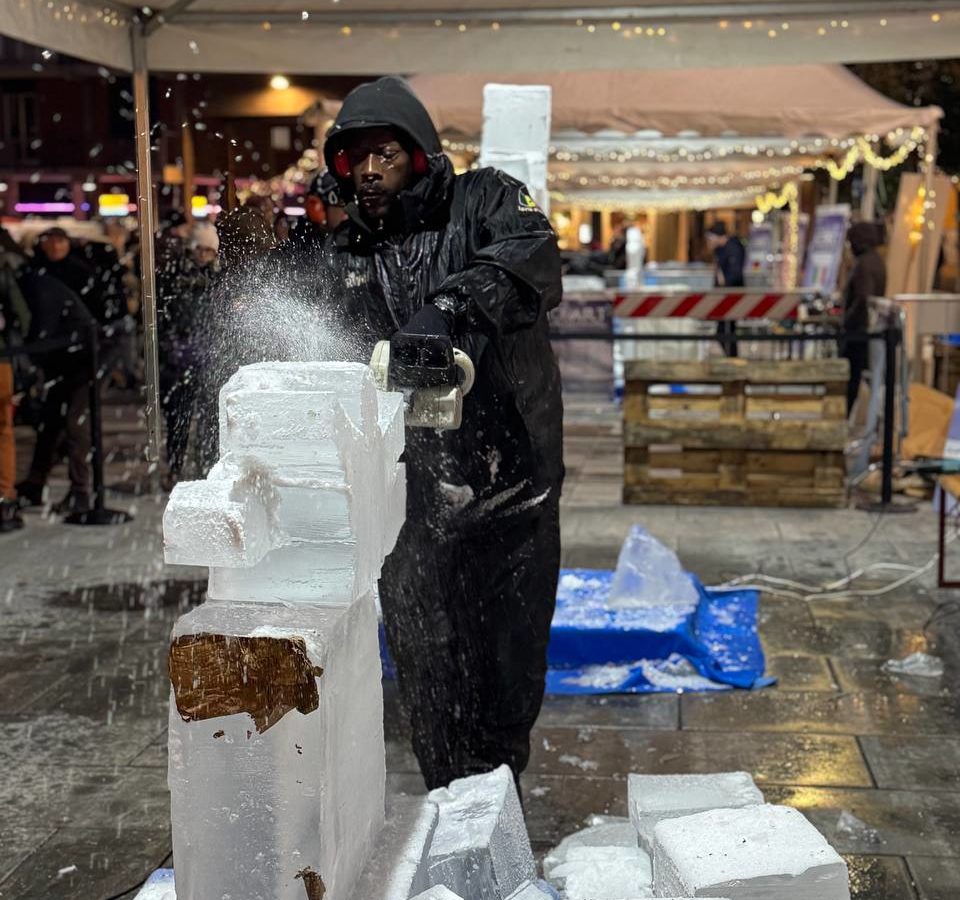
[100,850,172,900]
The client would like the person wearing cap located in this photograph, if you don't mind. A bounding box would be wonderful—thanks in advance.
[706,220,746,357]
[322,76,563,792]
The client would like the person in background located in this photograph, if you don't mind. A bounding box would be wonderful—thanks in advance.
[841,221,887,414]
[283,170,348,256]
[29,228,98,309]
[15,271,94,514]
[194,206,277,475]
[157,222,220,490]
[0,247,30,532]
[706,221,745,357]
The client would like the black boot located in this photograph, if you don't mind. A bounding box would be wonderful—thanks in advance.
[52,490,91,515]
[15,481,45,508]
[0,499,24,533]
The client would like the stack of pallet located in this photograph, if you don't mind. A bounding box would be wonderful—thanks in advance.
[623,357,850,508]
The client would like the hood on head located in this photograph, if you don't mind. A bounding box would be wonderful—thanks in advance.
[323,76,441,197]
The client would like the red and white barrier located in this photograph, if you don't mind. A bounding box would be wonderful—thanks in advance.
[612,290,804,321]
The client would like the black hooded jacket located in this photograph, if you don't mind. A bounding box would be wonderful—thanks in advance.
[322,77,564,532]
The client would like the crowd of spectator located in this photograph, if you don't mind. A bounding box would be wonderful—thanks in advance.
[0,169,346,533]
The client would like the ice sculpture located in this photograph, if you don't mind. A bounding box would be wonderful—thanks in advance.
[162,362,406,900]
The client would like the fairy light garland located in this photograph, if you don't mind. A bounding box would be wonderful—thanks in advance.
[755,182,800,287]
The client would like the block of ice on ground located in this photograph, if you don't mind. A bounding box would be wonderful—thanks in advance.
[628,772,763,853]
[427,765,536,899]
[411,888,465,900]
[167,594,385,900]
[351,795,439,900]
[543,816,653,899]
[608,526,699,610]
[653,804,849,899]
[133,869,176,900]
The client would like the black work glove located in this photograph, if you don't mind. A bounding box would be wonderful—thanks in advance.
[400,302,452,337]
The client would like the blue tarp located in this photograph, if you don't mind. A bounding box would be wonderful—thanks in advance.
[380,568,773,695]
[545,569,773,694]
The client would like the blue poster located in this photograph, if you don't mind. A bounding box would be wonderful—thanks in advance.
[803,204,851,292]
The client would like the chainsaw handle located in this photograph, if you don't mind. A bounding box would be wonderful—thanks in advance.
[453,349,475,397]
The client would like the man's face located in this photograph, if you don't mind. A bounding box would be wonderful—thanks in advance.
[40,234,71,262]
[343,127,414,221]
[193,246,217,267]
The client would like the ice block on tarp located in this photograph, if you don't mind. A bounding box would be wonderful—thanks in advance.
[628,772,763,852]
[427,765,536,900]
[653,804,849,899]
[167,595,385,900]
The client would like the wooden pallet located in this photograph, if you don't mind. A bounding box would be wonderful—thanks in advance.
[623,358,849,507]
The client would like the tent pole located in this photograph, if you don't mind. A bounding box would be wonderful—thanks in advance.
[918,120,940,292]
[861,164,878,220]
[131,25,162,465]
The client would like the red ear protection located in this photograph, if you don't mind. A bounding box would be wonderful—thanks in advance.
[412,147,428,175]
[333,148,351,179]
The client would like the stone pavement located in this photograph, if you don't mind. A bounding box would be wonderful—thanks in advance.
[1,396,959,899]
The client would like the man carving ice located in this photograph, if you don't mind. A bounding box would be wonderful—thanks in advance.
[322,76,563,791]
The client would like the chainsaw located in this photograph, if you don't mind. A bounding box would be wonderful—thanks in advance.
[370,333,475,430]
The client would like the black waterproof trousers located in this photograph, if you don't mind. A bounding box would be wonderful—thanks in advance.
[379,492,561,791]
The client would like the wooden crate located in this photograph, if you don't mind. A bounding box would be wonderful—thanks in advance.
[623,358,849,507]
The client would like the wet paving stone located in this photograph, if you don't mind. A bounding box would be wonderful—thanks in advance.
[0,712,166,769]
[810,595,937,629]
[536,693,679,730]
[764,785,960,858]
[520,774,628,848]
[766,654,839,691]
[0,825,171,900]
[831,657,951,697]
[529,727,871,786]
[845,855,919,900]
[860,735,960,791]
[682,689,960,736]
[907,856,960,900]
[759,617,931,660]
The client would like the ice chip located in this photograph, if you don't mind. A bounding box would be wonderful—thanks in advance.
[882,651,944,678]
[411,888,465,900]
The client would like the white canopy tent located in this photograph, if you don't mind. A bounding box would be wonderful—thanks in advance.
[409,66,942,211]
[5,1,960,75]
[0,1,954,457]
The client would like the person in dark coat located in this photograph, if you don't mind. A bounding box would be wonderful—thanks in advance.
[322,76,564,791]
[15,271,94,513]
[841,221,887,414]
[707,221,745,357]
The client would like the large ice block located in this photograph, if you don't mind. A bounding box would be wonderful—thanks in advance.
[163,361,406,605]
[628,772,763,853]
[427,765,536,900]
[653,804,849,899]
[351,795,439,900]
[167,594,385,900]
